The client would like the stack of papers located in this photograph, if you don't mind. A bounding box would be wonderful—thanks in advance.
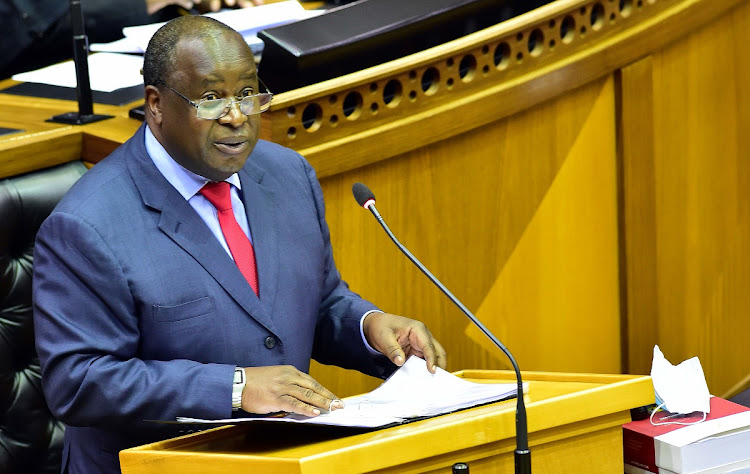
[91,1,323,55]
[177,356,523,428]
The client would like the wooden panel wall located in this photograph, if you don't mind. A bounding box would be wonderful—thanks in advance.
[620,0,750,397]
[314,76,621,396]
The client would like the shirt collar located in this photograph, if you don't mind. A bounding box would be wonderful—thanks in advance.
[144,125,242,200]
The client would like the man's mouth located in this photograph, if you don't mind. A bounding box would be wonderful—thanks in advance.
[214,139,248,155]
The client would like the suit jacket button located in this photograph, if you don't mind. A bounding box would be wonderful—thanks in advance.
[264,336,276,349]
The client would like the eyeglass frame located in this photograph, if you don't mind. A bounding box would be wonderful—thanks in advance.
[154,78,273,120]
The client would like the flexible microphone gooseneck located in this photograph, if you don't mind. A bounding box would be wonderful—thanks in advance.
[352,182,531,474]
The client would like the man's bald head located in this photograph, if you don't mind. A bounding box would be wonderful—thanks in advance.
[143,15,247,87]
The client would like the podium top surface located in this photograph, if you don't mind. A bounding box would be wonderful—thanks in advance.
[120,371,653,474]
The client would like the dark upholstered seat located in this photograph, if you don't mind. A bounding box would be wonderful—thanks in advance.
[1,161,87,474]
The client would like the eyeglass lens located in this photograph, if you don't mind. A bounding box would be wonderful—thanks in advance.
[196,94,273,119]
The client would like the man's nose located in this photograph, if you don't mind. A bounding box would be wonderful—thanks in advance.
[219,100,248,127]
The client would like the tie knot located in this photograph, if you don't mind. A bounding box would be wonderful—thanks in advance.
[200,181,233,211]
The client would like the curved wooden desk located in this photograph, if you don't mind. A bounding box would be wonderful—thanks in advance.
[119,371,653,473]
[2,0,749,400]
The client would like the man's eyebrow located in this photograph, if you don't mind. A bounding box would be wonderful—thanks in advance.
[199,76,223,88]
[198,72,258,88]
[240,73,259,83]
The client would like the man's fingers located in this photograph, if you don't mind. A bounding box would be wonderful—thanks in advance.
[242,365,341,416]
[293,374,338,402]
[279,372,340,415]
[282,384,342,416]
[398,320,447,373]
[421,339,447,373]
[294,383,338,411]
[281,394,325,416]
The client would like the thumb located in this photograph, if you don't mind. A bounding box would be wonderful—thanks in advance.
[384,341,406,367]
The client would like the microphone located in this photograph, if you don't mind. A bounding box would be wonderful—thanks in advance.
[352,182,531,474]
[48,0,113,125]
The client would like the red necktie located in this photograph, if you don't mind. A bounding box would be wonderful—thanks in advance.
[200,181,259,296]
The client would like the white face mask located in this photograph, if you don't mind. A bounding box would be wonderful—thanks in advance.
[649,345,711,425]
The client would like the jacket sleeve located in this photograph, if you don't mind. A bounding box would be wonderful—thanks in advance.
[298,158,394,379]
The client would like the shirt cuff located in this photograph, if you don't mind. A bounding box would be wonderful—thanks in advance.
[360,310,383,355]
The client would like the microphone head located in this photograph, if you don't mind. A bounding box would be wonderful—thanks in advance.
[352,182,376,209]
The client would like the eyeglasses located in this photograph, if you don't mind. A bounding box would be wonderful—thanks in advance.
[156,79,273,120]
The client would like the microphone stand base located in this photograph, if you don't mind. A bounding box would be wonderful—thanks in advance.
[47,112,114,125]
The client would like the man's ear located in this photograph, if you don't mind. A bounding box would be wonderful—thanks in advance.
[144,85,162,126]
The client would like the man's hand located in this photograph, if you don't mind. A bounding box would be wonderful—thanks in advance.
[240,365,343,416]
[146,0,194,15]
[363,312,447,373]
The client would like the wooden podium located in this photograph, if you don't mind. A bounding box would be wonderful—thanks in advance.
[119,371,653,473]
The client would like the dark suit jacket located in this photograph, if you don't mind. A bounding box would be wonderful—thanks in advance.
[1,0,169,78]
[33,125,392,473]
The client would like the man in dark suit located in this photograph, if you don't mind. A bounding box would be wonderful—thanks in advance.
[33,14,445,473]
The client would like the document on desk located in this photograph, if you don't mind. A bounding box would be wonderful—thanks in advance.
[177,356,524,429]
[11,53,145,92]
[92,1,323,54]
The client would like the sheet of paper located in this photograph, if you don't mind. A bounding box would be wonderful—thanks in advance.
[176,356,522,428]
[91,33,264,55]
[11,53,144,92]
[90,35,144,54]
[103,1,322,54]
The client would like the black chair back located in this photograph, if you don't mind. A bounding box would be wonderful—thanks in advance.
[0,161,87,474]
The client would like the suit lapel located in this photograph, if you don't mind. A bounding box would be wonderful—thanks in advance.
[238,165,280,317]
[125,126,278,335]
